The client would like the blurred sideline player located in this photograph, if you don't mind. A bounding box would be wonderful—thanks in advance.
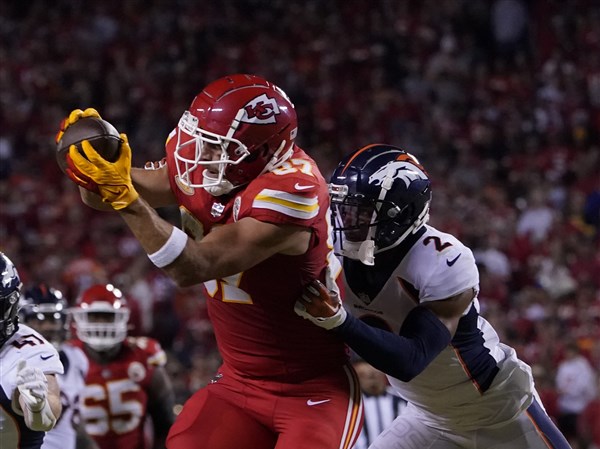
[296,144,572,448]
[70,283,175,449]
[58,74,363,449]
[0,252,63,448]
[20,283,99,449]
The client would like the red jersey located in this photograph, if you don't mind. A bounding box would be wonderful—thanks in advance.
[166,142,348,381]
[74,337,167,449]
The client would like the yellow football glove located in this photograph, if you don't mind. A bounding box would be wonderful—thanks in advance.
[55,108,101,144]
[67,133,139,210]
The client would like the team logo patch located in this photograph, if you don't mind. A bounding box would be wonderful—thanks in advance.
[358,292,373,305]
[128,361,146,382]
[240,94,280,124]
[174,175,195,195]
[369,161,427,188]
[211,202,225,218]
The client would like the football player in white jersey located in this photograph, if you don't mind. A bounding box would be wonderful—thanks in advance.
[295,145,572,449]
[0,252,63,449]
[20,284,99,449]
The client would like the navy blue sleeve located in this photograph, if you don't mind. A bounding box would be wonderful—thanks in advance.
[334,306,452,381]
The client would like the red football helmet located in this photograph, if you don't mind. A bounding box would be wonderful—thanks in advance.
[71,284,130,351]
[174,74,298,196]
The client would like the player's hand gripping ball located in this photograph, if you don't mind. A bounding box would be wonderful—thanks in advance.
[56,109,122,174]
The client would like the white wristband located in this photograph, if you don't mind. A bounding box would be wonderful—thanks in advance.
[148,227,188,268]
[294,301,348,330]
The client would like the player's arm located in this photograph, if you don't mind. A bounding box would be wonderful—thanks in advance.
[78,165,176,210]
[121,198,311,286]
[147,366,176,449]
[13,363,62,432]
[131,164,177,207]
[63,129,311,284]
[295,281,475,382]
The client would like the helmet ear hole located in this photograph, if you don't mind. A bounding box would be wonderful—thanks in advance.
[243,146,263,163]
[387,206,401,218]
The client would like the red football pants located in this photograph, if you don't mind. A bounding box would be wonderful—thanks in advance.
[166,364,363,449]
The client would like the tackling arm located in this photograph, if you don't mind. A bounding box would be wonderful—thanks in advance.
[295,281,474,382]
[336,308,451,382]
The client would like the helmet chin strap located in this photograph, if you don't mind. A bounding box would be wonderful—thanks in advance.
[202,170,236,196]
[339,240,376,266]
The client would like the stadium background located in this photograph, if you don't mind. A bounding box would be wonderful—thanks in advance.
[0,0,598,427]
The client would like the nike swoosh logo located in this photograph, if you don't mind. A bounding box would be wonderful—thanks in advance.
[294,183,315,191]
[446,254,462,267]
[307,399,331,406]
[40,354,54,361]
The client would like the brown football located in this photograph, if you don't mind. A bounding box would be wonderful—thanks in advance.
[56,116,122,174]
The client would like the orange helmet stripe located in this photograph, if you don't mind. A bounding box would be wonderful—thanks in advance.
[340,143,385,175]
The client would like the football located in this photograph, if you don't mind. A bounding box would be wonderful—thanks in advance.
[56,117,122,174]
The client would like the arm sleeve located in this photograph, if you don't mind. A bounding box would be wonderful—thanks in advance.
[335,307,451,382]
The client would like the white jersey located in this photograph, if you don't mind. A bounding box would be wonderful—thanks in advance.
[0,324,64,449]
[42,343,89,449]
[342,225,535,431]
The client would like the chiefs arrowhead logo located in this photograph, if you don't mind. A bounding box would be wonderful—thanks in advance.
[240,94,280,124]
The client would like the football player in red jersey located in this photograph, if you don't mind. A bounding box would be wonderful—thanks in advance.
[70,283,175,449]
[59,74,363,449]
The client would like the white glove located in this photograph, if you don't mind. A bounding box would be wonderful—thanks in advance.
[16,359,49,412]
[13,359,57,431]
[294,281,348,330]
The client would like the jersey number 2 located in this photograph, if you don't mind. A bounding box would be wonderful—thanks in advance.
[423,236,453,251]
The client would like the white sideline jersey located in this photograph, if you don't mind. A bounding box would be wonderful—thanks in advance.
[342,225,534,432]
[0,324,64,449]
[41,343,89,449]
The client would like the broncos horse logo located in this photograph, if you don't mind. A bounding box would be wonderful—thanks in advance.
[368,160,428,188]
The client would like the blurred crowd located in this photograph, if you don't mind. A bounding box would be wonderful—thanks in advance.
[1,0,599,443]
